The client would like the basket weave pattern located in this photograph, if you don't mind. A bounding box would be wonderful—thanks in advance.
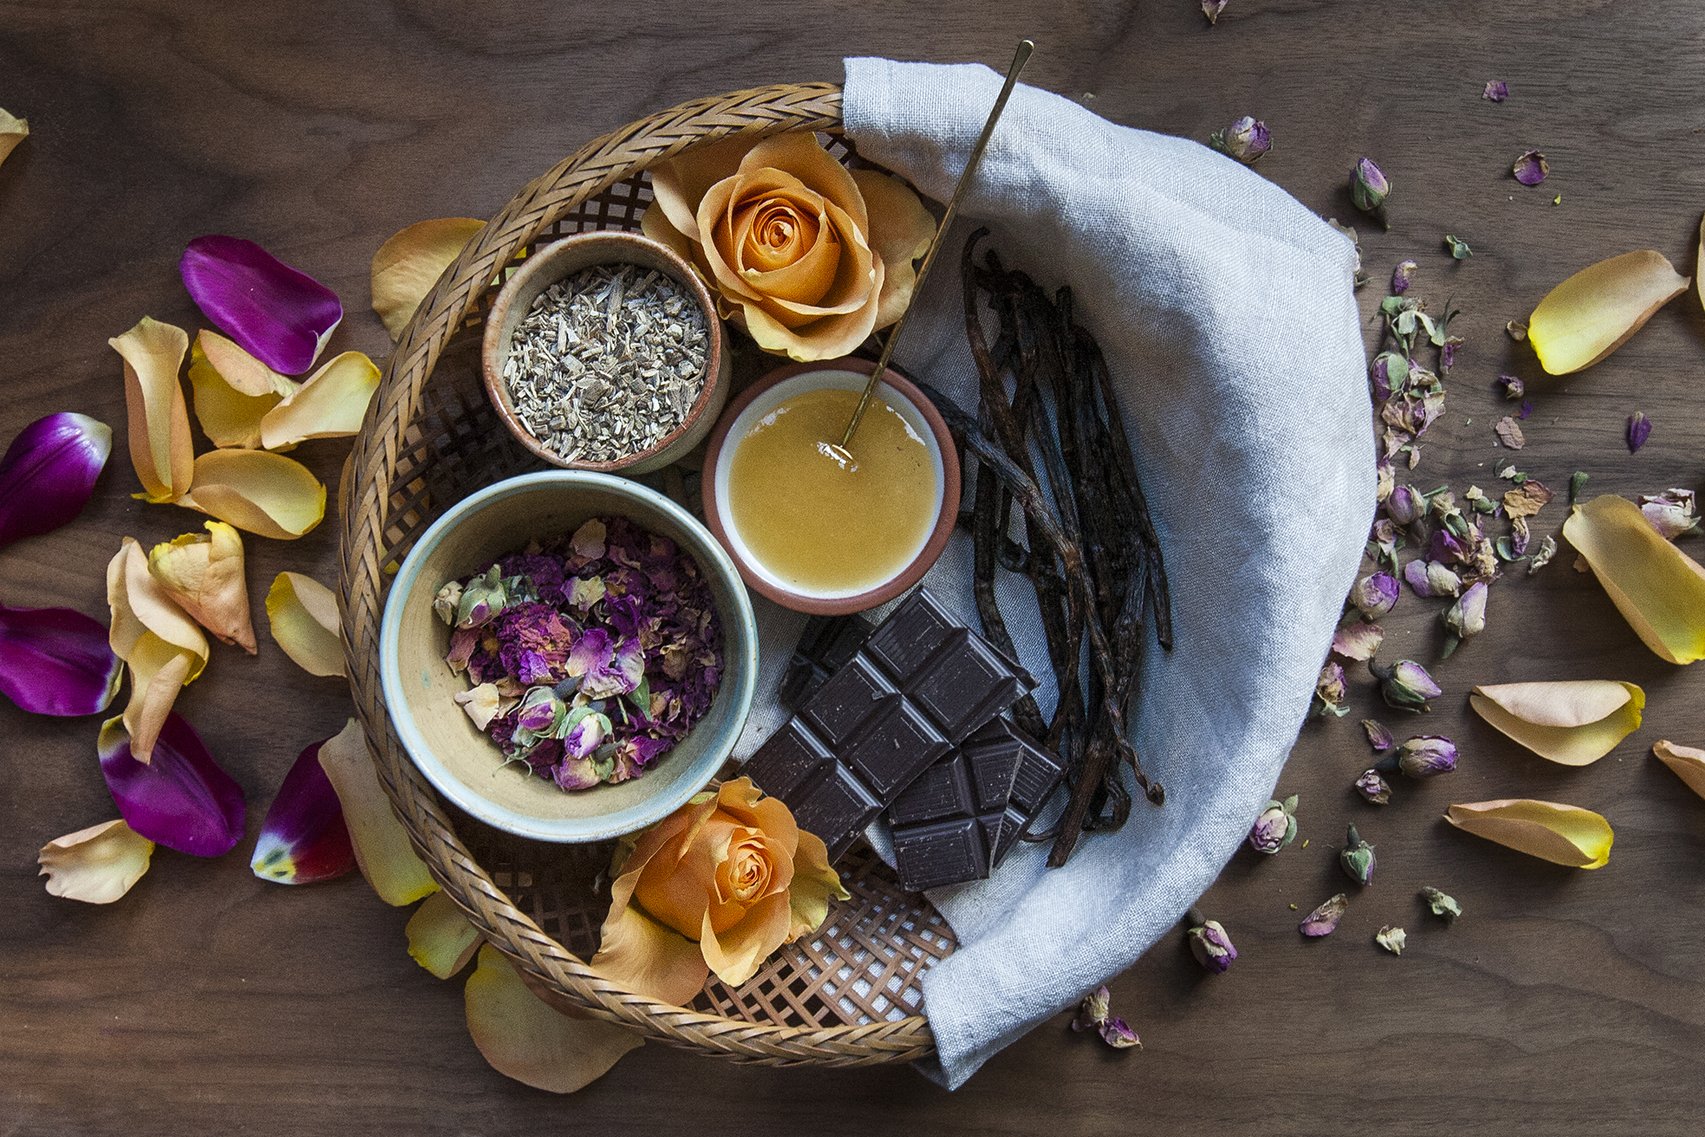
[339,82,953,1066]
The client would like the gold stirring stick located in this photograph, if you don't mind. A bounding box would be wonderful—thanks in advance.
[829,38,1034,458]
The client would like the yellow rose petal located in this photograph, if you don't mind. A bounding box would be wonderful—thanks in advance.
[106,537,208,761]
[405,889,482,979]
[147,522,256,653]
[371,218,485,340]
[258,350,379,450]
[110,317,193,503]
[1563,494,1705,664]
[786,828,847,940]
[1444,799,1613,869]
[850,168,936,328]
[187,330,295,449]
[0,107,28,169]
[1469,679,1644,766]
[316,718,438,906]
[465,944,642,1093]
[1527,250,1689,375]
[265,571,344,678]
[178,449,326,540]
[1652,740,1705,802]
[38,819,154,904]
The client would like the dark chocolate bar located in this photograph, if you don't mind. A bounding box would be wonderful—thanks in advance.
[888,718,1023,892]
[991,720,1066,861]
[777,614,872,710]
[745,590,1034,860]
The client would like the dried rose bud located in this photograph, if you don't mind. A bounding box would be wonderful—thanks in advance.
[1202,0,1229,24]
[1441,580,1489,657]
[1420,886,1462,922]
[1186,908,1237,974]
[1072,985,1111,1032]
[1210,116,1271,164]
[1248,794,1299,855]
[1511,149,1549,186]
[455,565,509,629]
[1403,559,1463,600]
[1638,488,1700,540]
[1351,158,1391,227]
[1627,411,1652,453]
[1361,719,1394,752]
[1349,571,1400,619]
[1375,925,1406,955]
[1392,259,1417,295]
[1483,79,1509,102]
[433,580,463,626]
[1100,1016,1141,1049]
[1313,661,1349,718]
[1440,336,1463,371]
[1497,374,1525,400]
[1355,768,1393,805]
[1386,484,1426,528]
[1397,734,1458,778]
[1444,234,1473,259]
[1299,893,1349,937]
[1340,825,1377,886]
[513,685,566,737]
[1371,659,1441,712]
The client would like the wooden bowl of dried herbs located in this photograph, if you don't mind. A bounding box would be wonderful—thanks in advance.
[482,231,731,474]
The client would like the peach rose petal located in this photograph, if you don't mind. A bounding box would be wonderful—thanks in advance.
[1444,799,1613,869]
[106,537,209,761]
[740,132,869,229]
[178,449,326,540]
[850,168,937,327]
[590,898,708,1006]
[146,522,257,653]
[648,135,759,247]
[699,890,791,987]
[1468,680,1644,766]
[187,330,296,449]
[371,218,485,340]
[1527,250,1689,375]
[465,944,642,1093]
[37,819,154,904]
[1652,740,1705,802]
[406,889,482,979]
[1563,494,1705,664]
[0,108,28,169]
[111,317,194,503]
[316,717,438,906]
[259,351,379,450]
[265,571,344,678]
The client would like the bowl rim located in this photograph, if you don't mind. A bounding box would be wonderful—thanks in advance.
[480,230,727,473]
[699,357,962,615]
[378,468,759,843]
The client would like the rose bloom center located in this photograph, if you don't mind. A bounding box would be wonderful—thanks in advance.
[719,831,774,905]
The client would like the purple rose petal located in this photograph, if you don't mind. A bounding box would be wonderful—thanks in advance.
[1627,411,1651,453]
[180,235,343,376]
[251,735,355,885]
[1483,80,1509,102]
[0,604,120,717]
[1511,150,1549,187]
[0,412,111,551]
[98,712,246,857]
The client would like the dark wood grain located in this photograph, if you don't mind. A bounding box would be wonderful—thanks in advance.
[4,1,1704,1133]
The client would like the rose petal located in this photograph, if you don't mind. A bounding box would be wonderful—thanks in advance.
[454,682,503,730]
[316,718,438,906]
[0,107,28,168]
[465,944,642,1093]
[1651,740,1705,802]
[1526,250,1690,375]
[698,891,790,988]
[1511,150,1549,187]
[848,168,936,328]
[110,317,193,503]
[178,449,326,540]
[37,819,154,904]
[1469,680,1643,766]
[98,713,245,857]
[180,235,343,376]
[1444,799,1613,869]
[405,890,481,978]
[0,412,112,549]
[258,351,380,450]
[186,330,295,449]
[265,571,345,677]
[251,734,355,885]
[370,218,485,340]
[589,899,708,1006]
[1332,621,1384,661]
[106,537,209,760]
[1563,494,1705,663]
[147,522,257,653]
[647,135,759,250]
[0,604,121,717]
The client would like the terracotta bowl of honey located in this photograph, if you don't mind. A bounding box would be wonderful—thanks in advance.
[701,359,960,615]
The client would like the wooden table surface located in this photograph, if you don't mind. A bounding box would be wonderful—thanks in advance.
[4,1,1703,1133]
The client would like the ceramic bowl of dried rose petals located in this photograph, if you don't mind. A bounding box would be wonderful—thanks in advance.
[379,470,757,843]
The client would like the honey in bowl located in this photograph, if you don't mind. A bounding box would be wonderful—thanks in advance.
[725,385,939,597]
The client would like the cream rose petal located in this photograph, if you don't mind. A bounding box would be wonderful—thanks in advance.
[371,218,485,340]
[316,718,438,906]
[405,889,482,979]
[259,351,379,450]
[465,945,642,1094]
[265,571,344,678]
[1444,799,1613,869]
[849,168,937,328]
[1652,740,1705,802]
[178,449,326,540]
[1563,494,1705,664]
[38,819,154,904]
[1468,680,1644,766]
[0,108,28,169]
[147,522,257,653]
[187,331,291,449]
[111,317,193,503]
[106,537,209,761]
[453,682,503,730]
[1527,250,1689,375]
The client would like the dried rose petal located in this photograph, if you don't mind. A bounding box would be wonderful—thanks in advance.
[251,733,356,885]
[1445,799,1612,869]
[1300,893,1349,937]
[1391,259,1417,295]
[1483,80,1509,102]
[98,712,244,857]
[1202,0,1228,24]
[1332,621,1384,662]
[1497,374,1525,400]
[1355,768,1392,805]
[1361,719,1394,751]
[1495,416,1526,449]
[1420,886,1462,922]
[1627,411,1651,453]
[1638,488,1699,540]
[1527,250,1689,375]
[180,235,343,376]
[1375,925,1406,955]
[1511,150,1549,186]
[0,604,121,718]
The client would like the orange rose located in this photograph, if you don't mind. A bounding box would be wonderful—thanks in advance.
[590,777,847,1004]
[642,131,935,361]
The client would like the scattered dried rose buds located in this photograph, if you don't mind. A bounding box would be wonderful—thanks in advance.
[1313,660,1350,718]
[1209,116,1271,164]
[1349,571,1400,619]
[1392,259,1417,294]
[1627,411,1652,453]
[1496,374,1524,400]
[1483,79,1509,102]
[1355,768,1393,805]
[1300,893,1349,937]
[1396,735,1459,778]
[1340,825,1376,886]
[1441,581,1488,657]
[1371,658,1441,712]
[1071,985,1141,1050]
[1351,158,1391,228]
[1248,794,1299,855]
[1186,908,1237,974]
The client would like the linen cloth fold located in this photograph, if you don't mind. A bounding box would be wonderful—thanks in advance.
[736,57,1373,1088]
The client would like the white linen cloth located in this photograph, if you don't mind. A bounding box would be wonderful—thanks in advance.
[733,57,1373,1088]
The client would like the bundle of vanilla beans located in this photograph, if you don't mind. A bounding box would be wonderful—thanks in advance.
[919,229,1172,866]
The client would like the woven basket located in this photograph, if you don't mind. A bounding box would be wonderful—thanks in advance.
[339,82,955,1067]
